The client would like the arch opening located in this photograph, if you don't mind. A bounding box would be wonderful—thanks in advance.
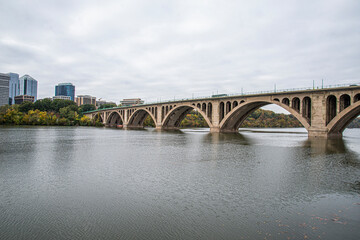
[226,101,231,114]
[106,111,123,127]
[162,105,211,130]
[220,101,307,132]
[202,103,206,113]
[219,102,225,121]
[207,102,212,122]
[326,95,337,125]
[302,97,311,123]
[292,97,300,112]
[233,101,238,108]
[355,94,360,103]
[282,98,289,106]
[340,94,351,112]
[128,109,156,129]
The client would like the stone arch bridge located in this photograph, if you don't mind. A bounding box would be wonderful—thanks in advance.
[84,86,360,138]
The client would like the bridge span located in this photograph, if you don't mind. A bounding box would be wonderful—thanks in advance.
[84,85,360,138]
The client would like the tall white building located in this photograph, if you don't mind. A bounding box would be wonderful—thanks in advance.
[19,75,38,101]
[0,73,10,106]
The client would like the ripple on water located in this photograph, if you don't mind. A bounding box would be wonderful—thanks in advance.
[0,126,359,239]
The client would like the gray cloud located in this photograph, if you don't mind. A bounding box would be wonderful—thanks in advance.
[1,0,359,106]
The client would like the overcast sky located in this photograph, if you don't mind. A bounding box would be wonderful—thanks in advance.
[1,0,359,105]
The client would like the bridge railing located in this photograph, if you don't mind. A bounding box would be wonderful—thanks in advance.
[143,83,359,104]
[83,82,359,113]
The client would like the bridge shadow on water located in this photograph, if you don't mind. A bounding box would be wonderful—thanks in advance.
[202,132,252,145]
[303,137,360,166]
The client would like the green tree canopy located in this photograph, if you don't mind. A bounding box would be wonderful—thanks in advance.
[50,99,77,112]
[19,102,34,113]
[79,104,96,113]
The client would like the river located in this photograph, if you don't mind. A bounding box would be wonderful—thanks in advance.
[0,126,359,239]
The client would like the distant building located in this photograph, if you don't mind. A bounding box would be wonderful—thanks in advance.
[19,75,38,101]
[14,95,35,104]
[52,95,71,101]
[8,73,20,105]
[120,98,144,106]
[0,73,10,106]
[96,99,116,108]
[55,83,75,101]
[76,95,96,106]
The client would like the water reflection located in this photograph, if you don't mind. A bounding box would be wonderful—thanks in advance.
[304,138,360,164]
[303,137,348,154]
[0,127,359,240]
[203,132,251,145]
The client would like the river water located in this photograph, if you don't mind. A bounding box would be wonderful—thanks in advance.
[0,126,359,240]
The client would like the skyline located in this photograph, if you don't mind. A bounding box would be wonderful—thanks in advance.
[1,0,359,105]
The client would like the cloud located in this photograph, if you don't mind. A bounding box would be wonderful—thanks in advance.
[0,0,359,105]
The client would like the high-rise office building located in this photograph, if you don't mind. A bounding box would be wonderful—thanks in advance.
[76,95,96,106]
[19,75,38,101]
[14,95,35,104]
[55,83,75,101]
[0,73,10,106]
[8,73,19,105]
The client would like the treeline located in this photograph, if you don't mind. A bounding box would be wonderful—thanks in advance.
[0,99,102,126]
[241,109,303,128]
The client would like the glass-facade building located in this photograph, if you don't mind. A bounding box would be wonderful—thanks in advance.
[19,75,38,101]
[8,73,20,105]
[55,83,75,101]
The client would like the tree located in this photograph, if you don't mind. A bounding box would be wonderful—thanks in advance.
[59,106,79,123]
[51,99,76,112]
[143,115,155,127]
[19,102,34,113]
[79,104,96,113]
[33,98,52,111]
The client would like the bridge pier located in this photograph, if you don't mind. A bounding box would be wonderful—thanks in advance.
[308,128,342,138]
[210,127,221,133]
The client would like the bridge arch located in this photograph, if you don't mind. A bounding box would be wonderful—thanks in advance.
[327,101,360,136]
[162,103,213,130]
[106,111,123,127]
[128,108,157,128]
[219,99,310,132]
